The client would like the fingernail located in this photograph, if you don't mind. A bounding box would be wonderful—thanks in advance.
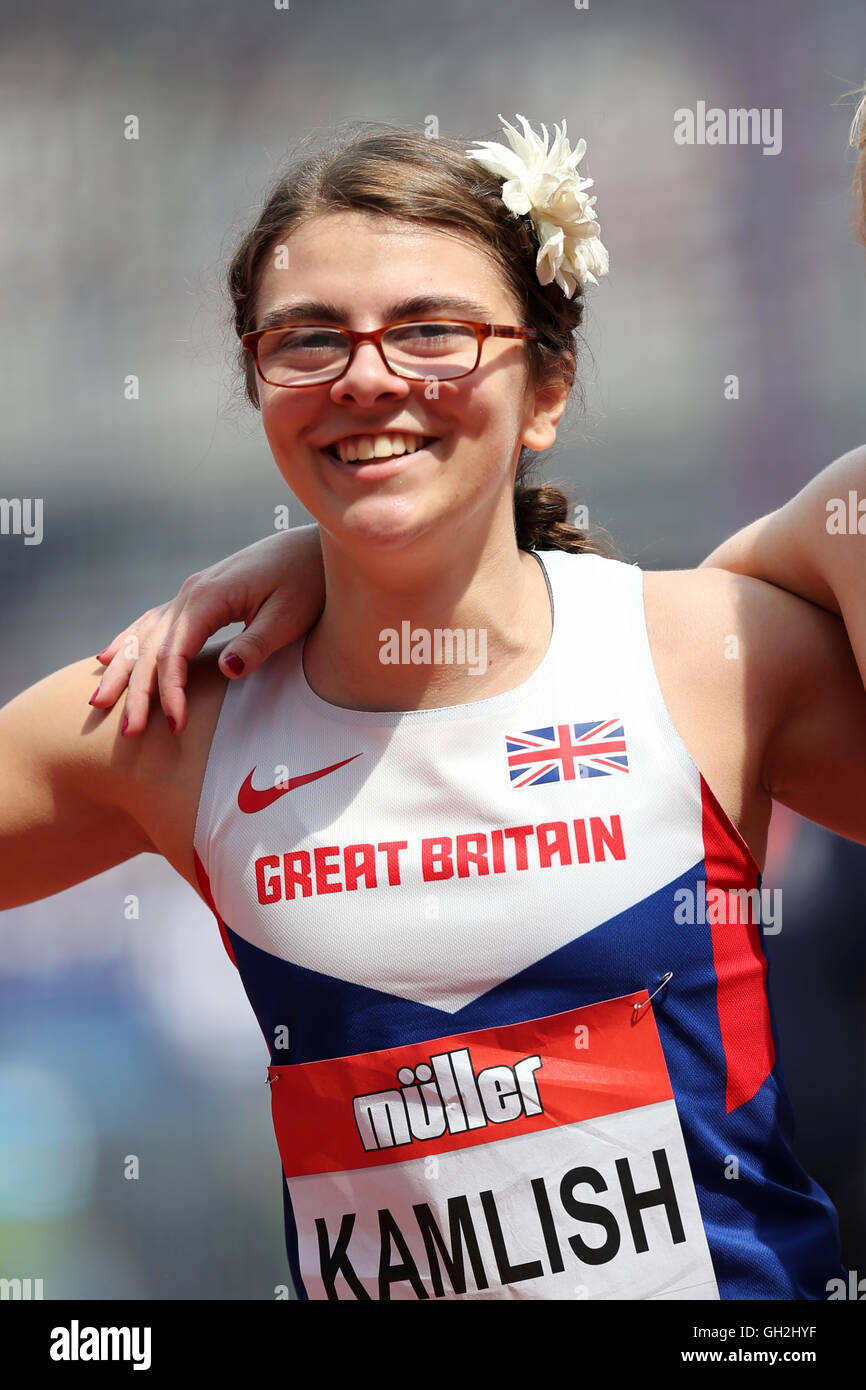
[89,688,101,705]
[167,715,176,733]
[223,652,245,675]
[121,716,129,735]
[95,649,109,661]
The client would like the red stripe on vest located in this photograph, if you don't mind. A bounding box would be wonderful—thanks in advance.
[193,847,238,970]
[700,775,774,1113]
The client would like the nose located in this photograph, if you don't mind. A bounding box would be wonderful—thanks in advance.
[329,340,410,405]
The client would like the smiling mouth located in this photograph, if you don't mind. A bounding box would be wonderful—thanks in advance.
[322,435,439,463]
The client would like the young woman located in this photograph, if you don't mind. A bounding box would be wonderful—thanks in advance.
[3,115,866,1302]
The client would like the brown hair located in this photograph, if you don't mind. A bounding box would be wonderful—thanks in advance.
[227,120,622,559]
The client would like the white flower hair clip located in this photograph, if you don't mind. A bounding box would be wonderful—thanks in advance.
[464,113,609,298]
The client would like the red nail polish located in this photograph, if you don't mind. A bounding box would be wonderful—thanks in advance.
[121,716,129,735]
[167,715,176,733]
[89,688,100,705]
[224,652,245,675]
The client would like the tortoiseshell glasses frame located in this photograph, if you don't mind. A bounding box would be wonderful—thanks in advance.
[241,319,541,388]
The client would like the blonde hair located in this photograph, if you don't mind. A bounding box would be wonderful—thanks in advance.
[849,85,866,247]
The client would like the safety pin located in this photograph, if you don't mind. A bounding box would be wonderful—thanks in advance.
[266,1072,280,1086]
[633,971,673,1019]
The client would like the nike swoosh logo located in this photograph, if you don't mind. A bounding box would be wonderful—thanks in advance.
[237,753,363,813]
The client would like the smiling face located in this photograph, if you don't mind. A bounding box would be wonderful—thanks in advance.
[252,210,568,559]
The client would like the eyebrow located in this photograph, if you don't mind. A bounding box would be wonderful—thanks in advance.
[256,293,496,332]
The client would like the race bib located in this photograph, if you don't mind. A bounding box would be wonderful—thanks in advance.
[267,991,719,1300]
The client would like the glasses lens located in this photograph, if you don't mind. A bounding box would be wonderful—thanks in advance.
[382,322,478,379]
[257,327,349,385]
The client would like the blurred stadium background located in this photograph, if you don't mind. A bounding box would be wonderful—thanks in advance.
[1,0,864,1297]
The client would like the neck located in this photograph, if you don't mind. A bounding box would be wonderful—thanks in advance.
[302,512,553,712]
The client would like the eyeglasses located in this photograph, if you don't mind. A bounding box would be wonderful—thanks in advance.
[241,319,540,388]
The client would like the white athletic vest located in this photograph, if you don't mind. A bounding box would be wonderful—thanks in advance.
[193,548,844,1301]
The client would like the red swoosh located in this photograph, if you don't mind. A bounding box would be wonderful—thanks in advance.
[237,753,363,813]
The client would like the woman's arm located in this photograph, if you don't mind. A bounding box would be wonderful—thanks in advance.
[0,658,157,909]
[700,443,866,690]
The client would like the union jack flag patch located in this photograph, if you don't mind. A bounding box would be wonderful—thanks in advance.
[506,719,629,788]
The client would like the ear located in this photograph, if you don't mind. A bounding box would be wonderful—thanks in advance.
[518,353,574,452]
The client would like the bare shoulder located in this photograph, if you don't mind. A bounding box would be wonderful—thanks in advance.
[641,564,866,859]
[0,650,229,908]
[639,564,838,872]
[641,565,775,725]
[33,647,227,893]
[103,648,231,896]
[21,646,227,796]
[642,563,849,681]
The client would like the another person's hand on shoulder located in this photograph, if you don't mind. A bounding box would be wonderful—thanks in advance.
[91,524,324,736]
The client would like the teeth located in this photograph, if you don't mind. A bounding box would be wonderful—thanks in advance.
[336,432,427,463]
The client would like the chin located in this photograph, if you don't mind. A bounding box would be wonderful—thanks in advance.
[325,498,446,552]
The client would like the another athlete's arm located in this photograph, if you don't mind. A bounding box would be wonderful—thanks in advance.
[92,443,866,737]
[700,443,866,692]
[92,525,324,736]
